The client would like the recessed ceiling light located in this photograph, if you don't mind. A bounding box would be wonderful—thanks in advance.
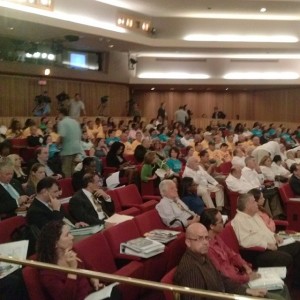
[260,8,267,13]
[44,68,51,76]
[151,87,155,90]
[108,44,114,48]
[225,88,229,90]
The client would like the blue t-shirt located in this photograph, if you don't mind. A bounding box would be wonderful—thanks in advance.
[166,158,182,173]
[182,194,205,215]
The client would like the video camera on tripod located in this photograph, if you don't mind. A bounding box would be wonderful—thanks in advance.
[33,91,51,116]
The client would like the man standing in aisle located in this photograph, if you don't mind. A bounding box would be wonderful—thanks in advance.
[69,93,86,119]
[57,108,82,177]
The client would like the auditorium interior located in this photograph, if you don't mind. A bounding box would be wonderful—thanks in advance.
[1,1,300,300]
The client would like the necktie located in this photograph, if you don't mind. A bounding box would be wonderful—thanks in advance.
[6,184,20,206]
[91,194,107,219]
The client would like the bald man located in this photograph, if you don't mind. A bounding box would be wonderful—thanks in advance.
[174,223,269,300]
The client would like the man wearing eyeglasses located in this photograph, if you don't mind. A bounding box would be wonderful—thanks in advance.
[174,223,269,299]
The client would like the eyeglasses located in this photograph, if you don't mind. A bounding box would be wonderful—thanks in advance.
[187,235,210,242]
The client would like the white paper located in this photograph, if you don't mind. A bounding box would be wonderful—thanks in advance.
[248,272,284,290]
[84,282,119,300]
[0,240,29,279]
[106,172,120,189]
[257,267,287,279]
[278,237,296,247]
[105,213,133,225]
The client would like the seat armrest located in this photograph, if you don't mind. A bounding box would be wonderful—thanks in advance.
[114,261,144,276]
[142,195,161,202]
[241,246,265,252]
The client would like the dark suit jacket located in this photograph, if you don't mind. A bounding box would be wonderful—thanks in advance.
[26,198,65,230]
[0,179,25,219]
[289,175,300,196]
[69,190,115,226]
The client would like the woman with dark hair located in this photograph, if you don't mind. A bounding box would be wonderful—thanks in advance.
[271,155,290,178]
[36,220,121,300]
[166,146,182,175]
[200,208,259,284]
[6,119,23,139]
[179,177,205,215]
[106,142,136,183]
[248,188,275,232]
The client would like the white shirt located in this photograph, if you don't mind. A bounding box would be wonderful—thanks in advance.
[180,137,193,147]
[183,165,218,187]
[260,166,276,181]
[69,99,85,118]
[252,141,281,159]
[225,174,253,194]
[232,210,276,249]
[271,162,290,177]
[241,166,264,188]
[82,189,105,220]
[156,197,195,228]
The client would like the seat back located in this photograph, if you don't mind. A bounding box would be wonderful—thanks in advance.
[0,216,26,243]
[58,178,74,198]
[103,220,141,257]
[74,232,117,273]
[219,222,240,253]
[106,189,122,212]
[218,161,232,175]
[160,267,177,300]
[279,183,295,204]
[134,209,168,235]
[11,138,28,147]
[224,186,239,219]
[23,266,47,300]
[115,184,142,207]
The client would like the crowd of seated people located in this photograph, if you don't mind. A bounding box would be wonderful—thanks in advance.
[2,114,300,299]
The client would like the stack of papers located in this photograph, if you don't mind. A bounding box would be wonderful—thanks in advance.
[248,273,284,290]
[144,229,180,244]
[257,267,287,279]
[105,214,133,227]
[70,224,103,236]
[120,237,165,258]
[0,240,28,279]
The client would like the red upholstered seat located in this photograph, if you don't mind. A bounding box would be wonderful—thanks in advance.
[134,210,186,270]
[224,186,239,219]
[220,222,265,255]
[160,267,177,300]
[218,161,232,175]
[103,219,167,281]
[23,266,47,300]
[74,232,143,300]
[114,184,158,212]
[0,215,26,243]
[106,189,141,216]
[58,177,74,199]
[279,184,300,231]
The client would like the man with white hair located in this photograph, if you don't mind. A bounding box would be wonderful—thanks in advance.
[225,166,253,194]
[183,155,224,210]
[156,179,200,228]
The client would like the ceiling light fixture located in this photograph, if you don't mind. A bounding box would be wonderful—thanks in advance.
[151,87,155,91]
[138,72,210,79]
[184,34,298,43]
[260,8,267,13]
[224,72,299,80]
[136,52,300,59]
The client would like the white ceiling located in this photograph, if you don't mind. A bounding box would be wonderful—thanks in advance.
[1,0,300,86]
